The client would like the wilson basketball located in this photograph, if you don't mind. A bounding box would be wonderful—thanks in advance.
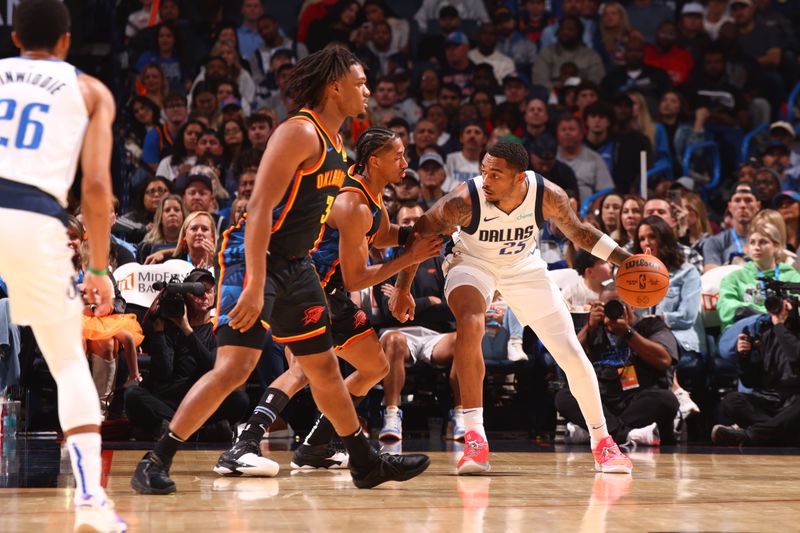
[615,253,670,308]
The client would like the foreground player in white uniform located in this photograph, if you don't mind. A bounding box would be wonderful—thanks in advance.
[0,1,125,531]
[390,141,634,474]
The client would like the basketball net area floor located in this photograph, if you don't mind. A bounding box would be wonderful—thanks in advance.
[2,437,800,532]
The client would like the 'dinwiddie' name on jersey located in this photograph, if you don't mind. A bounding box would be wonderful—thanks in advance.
[0,70,67,95]
[478,225,536,243]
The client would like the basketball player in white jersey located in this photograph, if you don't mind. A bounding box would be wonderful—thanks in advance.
[390,141,635,474]
[0,1,125,531]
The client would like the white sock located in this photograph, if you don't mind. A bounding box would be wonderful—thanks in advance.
[589,422,610,450]
[463,408,486,439]
[385,405,400,415]
[66,432,103,501]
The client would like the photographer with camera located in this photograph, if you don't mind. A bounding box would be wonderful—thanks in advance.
[125,269,248,441]
[555,285,680,447]
[712,286,800,446]
[717,222,800,359]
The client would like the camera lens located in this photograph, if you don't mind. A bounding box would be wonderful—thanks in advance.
[604,299,624,321]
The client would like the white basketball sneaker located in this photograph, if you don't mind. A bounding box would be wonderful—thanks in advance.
[214,439,280,477]
[74,492,127,533]
[626,422,661,447]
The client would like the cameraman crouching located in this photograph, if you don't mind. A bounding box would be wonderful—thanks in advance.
[125,269,248,441]
[713,298,800,446]
[555,285,680,446]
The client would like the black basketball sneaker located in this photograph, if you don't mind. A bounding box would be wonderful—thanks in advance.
[349,452,431,489]
[131,452,176,495]
[290,443,349,470]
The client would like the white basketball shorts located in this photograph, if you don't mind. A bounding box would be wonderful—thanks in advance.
[0,208,83,326]
[443,253,568,326]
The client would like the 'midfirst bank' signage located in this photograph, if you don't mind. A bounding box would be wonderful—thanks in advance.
[113,260,194,308]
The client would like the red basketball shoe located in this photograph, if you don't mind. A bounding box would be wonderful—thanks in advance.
[592,436,633,474]
[457,430,491,475]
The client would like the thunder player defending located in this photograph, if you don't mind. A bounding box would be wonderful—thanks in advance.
[0,1,125,531]
[132,49,430,493]
[391,141,634,474]
[214,128,441,475]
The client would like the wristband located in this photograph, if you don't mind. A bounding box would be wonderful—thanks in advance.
[590,234,616,261]
[623,328,634,340]
[87,266,108,276]
[398,225,413,246]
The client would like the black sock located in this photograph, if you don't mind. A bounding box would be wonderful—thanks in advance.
[304,395,365,447]
[239,387,291,443]
[153,431,184,467]
[341,427,378,469]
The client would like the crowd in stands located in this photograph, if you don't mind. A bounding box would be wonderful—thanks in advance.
[2,0,800,448]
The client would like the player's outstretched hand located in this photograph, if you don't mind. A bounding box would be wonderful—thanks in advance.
[228,283,264,331]
[407,234,442,263]
[389,287,415,323]
[84,271,114,317]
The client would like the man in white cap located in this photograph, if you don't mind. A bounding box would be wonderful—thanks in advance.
[418,152,450,209]
[677,1,711,59]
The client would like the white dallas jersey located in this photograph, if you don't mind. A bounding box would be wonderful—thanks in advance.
[0,57,88,207]
[450,171,548,267]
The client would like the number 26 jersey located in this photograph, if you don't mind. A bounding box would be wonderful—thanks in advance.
[0,57,88,207]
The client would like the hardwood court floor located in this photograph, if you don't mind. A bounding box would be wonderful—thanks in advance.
[3,444,800,532]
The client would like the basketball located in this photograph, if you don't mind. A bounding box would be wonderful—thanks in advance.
[615,253,670,308]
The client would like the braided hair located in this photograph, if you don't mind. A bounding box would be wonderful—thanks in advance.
[354,127,398,176]
[285,46,362,113]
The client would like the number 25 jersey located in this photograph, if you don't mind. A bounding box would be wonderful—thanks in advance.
[450,171,547,267]
[0,57,88,207]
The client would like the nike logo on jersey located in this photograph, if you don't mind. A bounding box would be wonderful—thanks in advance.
[327,145,334,152]
[483,216,500,222]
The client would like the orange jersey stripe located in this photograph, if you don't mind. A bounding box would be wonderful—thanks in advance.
[302,108,344,153]
[286,115,328,175]
[339,186,369,206]
[272,324,328,343]
[310,223,328,254]
[334,328,375,352]
[319,258,340,289]
[272,170,303,234]
[348,175,383,208]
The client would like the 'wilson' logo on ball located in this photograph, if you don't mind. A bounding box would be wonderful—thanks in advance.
[624,259,660,270]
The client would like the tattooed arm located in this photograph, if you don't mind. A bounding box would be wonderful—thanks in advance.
[389,183,473,321]
[542,180,631,266]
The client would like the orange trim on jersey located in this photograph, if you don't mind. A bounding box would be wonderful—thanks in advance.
[310,224,328,254]
[348,175,383,208]
[271,114,333,234]
[272,170,304,234]
[301,108,344,153]
[334,328,375,352]
[212,216,247,331]
[261,320,271,331]
[339,186,369,206]
[286,115,327,175]
[319,259,340,289]
[272,324,328,343]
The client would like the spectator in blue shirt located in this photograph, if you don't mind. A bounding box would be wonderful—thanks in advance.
[237,0,264,61]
